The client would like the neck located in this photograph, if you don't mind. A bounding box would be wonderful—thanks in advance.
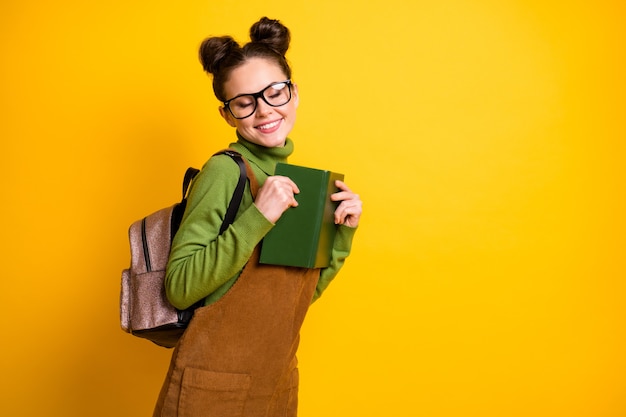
[232,132,294,175]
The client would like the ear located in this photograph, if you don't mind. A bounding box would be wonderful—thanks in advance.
[219,106,237,127]
[291,83,299,109]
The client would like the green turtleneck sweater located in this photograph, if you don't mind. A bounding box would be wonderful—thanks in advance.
[165,134,357,309]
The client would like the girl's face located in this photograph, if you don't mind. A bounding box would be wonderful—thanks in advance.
[219,57,299,148]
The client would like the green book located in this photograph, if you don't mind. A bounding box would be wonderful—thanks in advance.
[259,163,344,268]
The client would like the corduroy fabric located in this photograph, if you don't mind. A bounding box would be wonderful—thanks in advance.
[152,247,320,417]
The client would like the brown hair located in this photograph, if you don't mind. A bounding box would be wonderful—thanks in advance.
[199,17,292,102]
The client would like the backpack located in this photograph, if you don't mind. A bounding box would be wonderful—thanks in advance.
[120,150,248,348]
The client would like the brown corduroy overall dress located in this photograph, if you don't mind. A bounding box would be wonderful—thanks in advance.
[153,165,321,417]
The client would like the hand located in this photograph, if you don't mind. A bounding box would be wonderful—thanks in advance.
[254,175,300,223]
[331,180,362,227]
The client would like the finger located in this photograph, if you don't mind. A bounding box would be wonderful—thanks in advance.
[335,209,358,226]
[331,191,354,202]
[280,183,299,208]
[331,190,361,203]
[334,200,362,225]
[291,180,300,195]
[273,175,300,194]
[265,179,298,205]
[334,180,353,193]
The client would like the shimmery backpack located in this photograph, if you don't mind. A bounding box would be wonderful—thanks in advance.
[120,150,247,348]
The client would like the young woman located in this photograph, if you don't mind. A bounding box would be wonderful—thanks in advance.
[153,17,362,417]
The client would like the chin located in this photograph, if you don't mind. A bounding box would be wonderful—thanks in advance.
[257,134,287,148]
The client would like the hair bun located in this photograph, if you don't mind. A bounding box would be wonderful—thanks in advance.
[199,36,240,74]
[249,17,290,56]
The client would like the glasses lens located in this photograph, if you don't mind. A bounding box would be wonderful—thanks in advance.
[229,95,256,119]
[263,82,291,106]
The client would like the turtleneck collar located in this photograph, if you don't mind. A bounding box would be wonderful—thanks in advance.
[229,131,294,175]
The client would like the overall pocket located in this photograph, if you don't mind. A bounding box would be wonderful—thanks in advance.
[178,368,251,417]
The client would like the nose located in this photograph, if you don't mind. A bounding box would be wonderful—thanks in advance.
[255,97,272,117]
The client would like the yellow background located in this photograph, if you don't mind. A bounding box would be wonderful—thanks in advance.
[1,1,624,416]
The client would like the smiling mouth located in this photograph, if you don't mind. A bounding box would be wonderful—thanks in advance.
[256,119,281,131]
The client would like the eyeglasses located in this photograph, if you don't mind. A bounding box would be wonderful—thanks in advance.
[222,80,293,119]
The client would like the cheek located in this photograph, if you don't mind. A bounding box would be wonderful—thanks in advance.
[282,102,298,118]
[236,119,256,132]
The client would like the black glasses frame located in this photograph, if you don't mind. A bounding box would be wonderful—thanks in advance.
[222,80,292,119]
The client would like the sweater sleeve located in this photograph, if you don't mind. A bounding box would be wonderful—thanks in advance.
[311,224,358,303]
[165,155,273,310]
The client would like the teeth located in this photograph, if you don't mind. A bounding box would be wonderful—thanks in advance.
[258,120,280,130]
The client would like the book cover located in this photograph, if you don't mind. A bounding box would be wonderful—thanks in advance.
[259,163,344,268]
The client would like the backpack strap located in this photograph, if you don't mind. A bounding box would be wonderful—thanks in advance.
[218,150,248,235]
[182,167,200,201]
[178,150,248,236]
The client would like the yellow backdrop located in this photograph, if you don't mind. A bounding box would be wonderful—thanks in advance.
[1,1,624,416]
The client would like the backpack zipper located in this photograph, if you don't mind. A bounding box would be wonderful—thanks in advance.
[141,217,152,272]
